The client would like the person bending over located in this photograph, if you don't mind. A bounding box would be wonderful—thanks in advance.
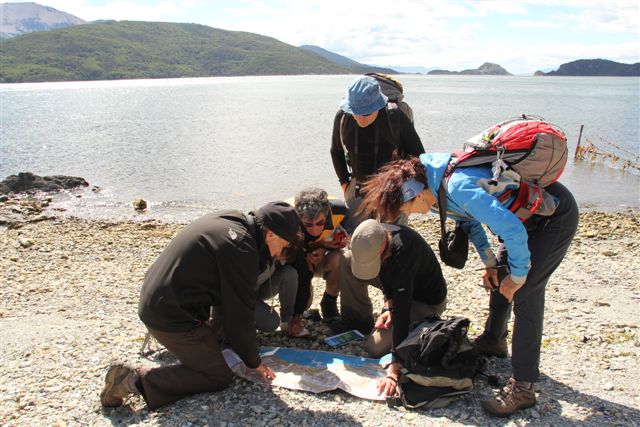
[359,155,579,417]
[337,219,447,399]
[100,201,302,410]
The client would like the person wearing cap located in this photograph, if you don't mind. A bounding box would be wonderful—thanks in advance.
[330,75,425,230]
[358,155,579,416]
[100,201,302,410]
[336,218,447,397]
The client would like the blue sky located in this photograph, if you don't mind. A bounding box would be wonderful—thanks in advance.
[13,0,640,74]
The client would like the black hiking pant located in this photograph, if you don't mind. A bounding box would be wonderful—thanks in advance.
[484,181,579,383]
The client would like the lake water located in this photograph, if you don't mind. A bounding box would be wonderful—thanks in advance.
[1,75,639,222]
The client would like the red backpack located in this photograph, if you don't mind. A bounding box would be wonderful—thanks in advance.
[444,115,568,221]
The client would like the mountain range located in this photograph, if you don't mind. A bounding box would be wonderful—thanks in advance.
[1,2,638,82]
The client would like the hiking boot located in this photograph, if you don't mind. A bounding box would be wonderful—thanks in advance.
[100,362,139,407]
[474,333,508,358]
[481,377,536,417]
[320,293,340,321]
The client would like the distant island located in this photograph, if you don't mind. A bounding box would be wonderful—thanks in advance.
[428,62,512,75]
[535,59,639,77]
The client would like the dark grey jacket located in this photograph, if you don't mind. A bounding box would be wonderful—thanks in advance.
[138,210,269,368]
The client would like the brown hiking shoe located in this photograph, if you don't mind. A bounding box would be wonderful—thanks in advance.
[481,378,536,417]
[473,333,508,358]
[100,362,139,407]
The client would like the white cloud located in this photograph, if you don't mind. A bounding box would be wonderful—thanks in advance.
[509,20,565,29]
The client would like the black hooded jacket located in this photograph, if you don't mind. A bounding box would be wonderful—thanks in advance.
[138,210,270,369]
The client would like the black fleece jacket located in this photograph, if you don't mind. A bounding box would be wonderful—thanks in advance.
[138,210,269,369]
[379,224,447,356]
[330,107,425,185]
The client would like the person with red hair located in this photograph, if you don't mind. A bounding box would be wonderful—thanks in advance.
[359,153,578,417]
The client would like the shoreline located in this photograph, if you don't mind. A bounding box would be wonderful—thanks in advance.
[1,196,639,426]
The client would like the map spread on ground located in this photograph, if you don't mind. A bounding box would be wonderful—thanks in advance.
[222,346,393,400]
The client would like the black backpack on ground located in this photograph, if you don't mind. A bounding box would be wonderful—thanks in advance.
[391,316,480,409]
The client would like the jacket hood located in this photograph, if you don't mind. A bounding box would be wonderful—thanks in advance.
[419,152,452,190]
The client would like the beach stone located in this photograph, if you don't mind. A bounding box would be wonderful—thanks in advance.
[0,172,88,194]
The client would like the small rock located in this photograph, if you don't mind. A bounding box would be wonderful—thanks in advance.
[19,238,33,248]
[133,198,148,212]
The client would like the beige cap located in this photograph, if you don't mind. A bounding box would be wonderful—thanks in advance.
[350,219,387,280]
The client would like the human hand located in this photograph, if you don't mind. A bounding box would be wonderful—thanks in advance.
[374,311,392,329]
[306,248,325,266]
[253,363,276,381]
[482,268,499,292]
[499,275,524,303]
[377,362,400,398]
[341,183,348,195]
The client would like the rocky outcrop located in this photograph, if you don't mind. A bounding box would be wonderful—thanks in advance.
[0,172,88,195]
[428,62,512,76]
[543,59,639,76]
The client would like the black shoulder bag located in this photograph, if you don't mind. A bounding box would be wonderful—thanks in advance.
[437,185,469,269]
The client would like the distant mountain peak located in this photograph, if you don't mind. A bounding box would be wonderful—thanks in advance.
[1,2,86,38]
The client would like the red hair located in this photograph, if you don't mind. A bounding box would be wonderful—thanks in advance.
[359,157,427,222]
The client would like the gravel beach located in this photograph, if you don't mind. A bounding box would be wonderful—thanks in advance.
[1,196,639,427]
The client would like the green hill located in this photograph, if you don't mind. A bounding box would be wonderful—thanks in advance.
[299,45,397,74]
[0,20,351,82]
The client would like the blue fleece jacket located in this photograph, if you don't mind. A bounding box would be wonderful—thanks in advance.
[421,153,530,284]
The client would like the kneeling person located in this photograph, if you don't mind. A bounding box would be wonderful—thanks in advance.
[345,219,447,397]
[100,201,301,409]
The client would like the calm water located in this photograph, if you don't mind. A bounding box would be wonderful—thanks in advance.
[1,75,639,222]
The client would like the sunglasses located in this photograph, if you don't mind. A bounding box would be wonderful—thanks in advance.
[302,219,325,228]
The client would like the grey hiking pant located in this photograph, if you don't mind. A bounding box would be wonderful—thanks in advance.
[484,181,579,383]
[255,264,297,330]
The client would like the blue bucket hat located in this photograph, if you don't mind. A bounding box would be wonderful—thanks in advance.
[339,76,388,116]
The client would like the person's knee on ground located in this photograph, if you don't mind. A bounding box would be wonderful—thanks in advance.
[254,299,281,332]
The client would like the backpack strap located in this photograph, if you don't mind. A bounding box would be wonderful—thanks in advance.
[385,106,401,151]
[339,113,356,178]
[437,184,448,242]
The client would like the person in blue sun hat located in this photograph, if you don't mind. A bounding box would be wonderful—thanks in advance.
[330,75,425,232]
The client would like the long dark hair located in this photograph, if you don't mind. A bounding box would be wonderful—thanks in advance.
[358,157,427,221]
